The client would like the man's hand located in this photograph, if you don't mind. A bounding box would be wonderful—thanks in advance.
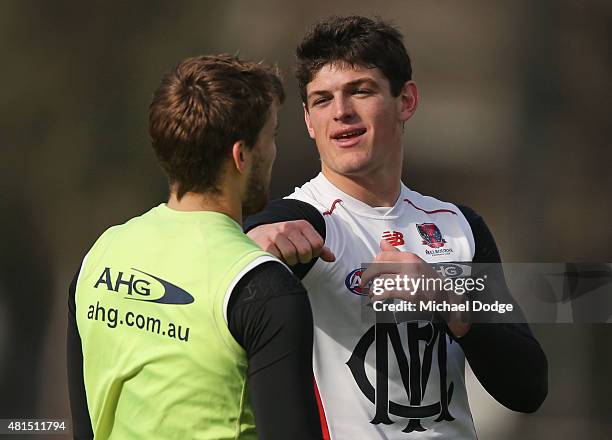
[361,240,471,338]
[247,220,336,266]
[360,240,439,301]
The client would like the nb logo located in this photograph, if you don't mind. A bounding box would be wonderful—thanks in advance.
[347,322,454,433]
[382,230,405,247]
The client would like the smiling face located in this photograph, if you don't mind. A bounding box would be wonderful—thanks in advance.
[304,63,417,182]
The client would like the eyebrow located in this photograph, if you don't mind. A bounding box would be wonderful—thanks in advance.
[307,77,380,101]
[344,77,380,89]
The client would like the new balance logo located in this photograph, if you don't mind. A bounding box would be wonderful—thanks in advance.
[382,230,405,246]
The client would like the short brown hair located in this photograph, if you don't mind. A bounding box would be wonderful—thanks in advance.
[149,54,284,199]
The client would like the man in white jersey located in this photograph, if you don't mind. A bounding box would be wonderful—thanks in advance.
[245,16,548,438]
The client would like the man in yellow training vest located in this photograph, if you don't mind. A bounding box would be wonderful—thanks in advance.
[67,55,324,440]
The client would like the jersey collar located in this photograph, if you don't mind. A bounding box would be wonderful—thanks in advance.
[313,173,409,219]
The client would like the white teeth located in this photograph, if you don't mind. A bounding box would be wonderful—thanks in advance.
[337,130,361,139]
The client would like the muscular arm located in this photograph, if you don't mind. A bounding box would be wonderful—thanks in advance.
[454,206,548,413]
[228,261,323,440]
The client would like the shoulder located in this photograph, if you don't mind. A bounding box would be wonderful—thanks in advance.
[89,206,161,249]
[403,186,476,236]
[450,204,501,263]
[402,186,464,217]
[455,205,483,223]
[226,260,307,327]
[82,222,126,267]
[402,187,490,258]
[452,204,491,240]
[243,197,326,238]
[233,261,305,303]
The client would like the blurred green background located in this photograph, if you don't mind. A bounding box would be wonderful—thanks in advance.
[1,1,611,438]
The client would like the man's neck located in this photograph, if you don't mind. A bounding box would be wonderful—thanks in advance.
[166,191,242,225]
[322,166,402,207]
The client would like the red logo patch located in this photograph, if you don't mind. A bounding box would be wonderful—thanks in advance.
[416,223,446,248]
[382,230,405,246]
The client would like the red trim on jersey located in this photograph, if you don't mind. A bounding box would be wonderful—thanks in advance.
[313,378,331,440]
[403,198,458,215]
[323,199,342,216]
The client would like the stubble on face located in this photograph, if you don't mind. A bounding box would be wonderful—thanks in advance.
[242,106,277,217]
[242,150,270,217]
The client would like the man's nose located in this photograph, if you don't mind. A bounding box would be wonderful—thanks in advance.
[333,96,354,121]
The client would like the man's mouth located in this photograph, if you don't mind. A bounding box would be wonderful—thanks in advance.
[330,127,367,147]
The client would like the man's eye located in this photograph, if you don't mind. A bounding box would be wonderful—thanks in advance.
[353,88,372,95]
[312,97,330,106]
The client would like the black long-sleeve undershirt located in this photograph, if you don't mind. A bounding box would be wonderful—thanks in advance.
[244,198,548,413]
[67,272,93,440]
[227,262,323,439]
[454,205,548,413]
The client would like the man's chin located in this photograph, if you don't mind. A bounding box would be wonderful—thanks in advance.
[323,152,376,176]
[330,161,375,177]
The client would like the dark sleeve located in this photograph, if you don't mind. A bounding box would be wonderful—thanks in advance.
[453,205,548,413]
[243,199,326,279]
[228,261,323,440]
[67,271,94,439]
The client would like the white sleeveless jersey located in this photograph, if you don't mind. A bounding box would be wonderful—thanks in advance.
[288,173,478,439]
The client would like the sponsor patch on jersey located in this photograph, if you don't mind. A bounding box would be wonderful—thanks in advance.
[431,262,472,278]
[345,267,369,296]
[417,223,454,256]
[417,223,446,248]
[93,267,194,304]
[382,230,405,246]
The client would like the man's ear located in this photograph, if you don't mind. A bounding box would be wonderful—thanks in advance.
[303,103,316,139]
[231,141,249,174]
[398,80,419,123]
